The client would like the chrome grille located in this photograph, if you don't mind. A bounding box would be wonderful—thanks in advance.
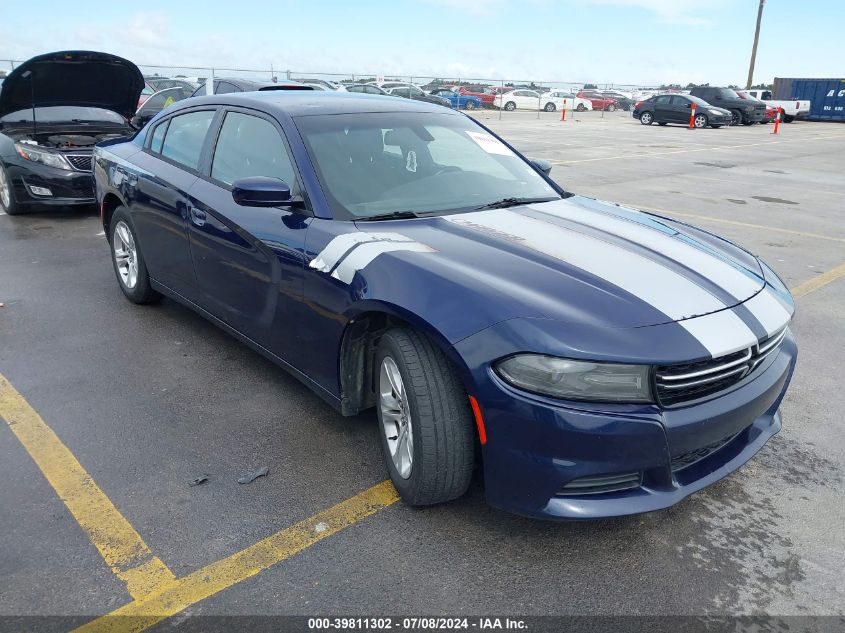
[656,327,787,406]
[66,154,93,172]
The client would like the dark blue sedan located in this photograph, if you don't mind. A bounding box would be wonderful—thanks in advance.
[93,91,796,520]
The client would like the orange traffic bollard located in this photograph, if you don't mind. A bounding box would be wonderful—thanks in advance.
[688,102,697,129]
[772,107,782,134]
[561,99,567,121]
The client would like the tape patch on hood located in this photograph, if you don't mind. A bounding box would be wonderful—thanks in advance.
[310,232,436,284]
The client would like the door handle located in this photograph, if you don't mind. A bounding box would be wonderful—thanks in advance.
[189,206,207,227]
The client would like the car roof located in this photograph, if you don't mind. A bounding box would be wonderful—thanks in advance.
[171,90,455,117]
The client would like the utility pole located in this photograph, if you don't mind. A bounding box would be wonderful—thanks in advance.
[746,0,765,89]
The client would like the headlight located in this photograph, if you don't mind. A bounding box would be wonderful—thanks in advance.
[495,355,653,403]
[15,143,73,170]
[708,109,722,115]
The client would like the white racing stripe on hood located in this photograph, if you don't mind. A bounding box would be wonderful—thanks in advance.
[447,209,759,358]
[309,232,414,273]
[531,203,763,302]
[678,310,758,358]
[743,287,793,336]
[447,209,728,321]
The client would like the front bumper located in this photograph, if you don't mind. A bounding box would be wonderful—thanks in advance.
[6,159,95,207]
[466,331,796,520]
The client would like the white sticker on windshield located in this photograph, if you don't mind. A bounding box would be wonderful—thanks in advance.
[406,150,417,172]
[466,131,514,156]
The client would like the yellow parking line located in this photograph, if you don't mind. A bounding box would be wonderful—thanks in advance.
[73,480,400,633]
[0,374,176,599]
[632,204,845,244]
[790,262,845,298]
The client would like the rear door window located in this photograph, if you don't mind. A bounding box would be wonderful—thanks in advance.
[160,110,216,170]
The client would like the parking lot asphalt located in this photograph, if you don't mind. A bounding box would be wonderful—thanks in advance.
[1,110,844,627]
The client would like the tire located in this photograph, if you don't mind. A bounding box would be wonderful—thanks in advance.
[783,114,795,123]
[375,328,475,506]
[730,109,742,126]
[606,104,616,112]
[576,103,587,112]
[464,100,476,110]
[504,101,516,111]
[742,119,754,126]
[639,111,654,125]
[544,102,556,112]
[0,162,24,215]
[109,207,160,304]
[694,113,708,129]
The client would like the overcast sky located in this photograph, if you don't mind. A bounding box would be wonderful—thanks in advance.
[0,0,840,86]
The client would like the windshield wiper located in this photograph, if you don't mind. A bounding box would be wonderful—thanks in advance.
[472,196,560,211]
[356,210,429,222]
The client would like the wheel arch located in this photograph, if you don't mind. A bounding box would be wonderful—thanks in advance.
[337,301,475,417]
[101,192,126,236]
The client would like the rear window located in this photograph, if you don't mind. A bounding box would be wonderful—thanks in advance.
[159,110,215,170]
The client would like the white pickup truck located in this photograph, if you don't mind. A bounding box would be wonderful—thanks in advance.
[737,89,811,123]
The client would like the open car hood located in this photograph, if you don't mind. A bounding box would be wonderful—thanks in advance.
[0,51,144,119]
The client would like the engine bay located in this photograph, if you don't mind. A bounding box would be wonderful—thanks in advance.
[15,131,125,150]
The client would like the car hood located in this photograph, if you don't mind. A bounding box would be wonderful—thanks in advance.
[348,196,767,331]
[0,51,145,119]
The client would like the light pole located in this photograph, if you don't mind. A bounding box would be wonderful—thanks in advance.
[746,0,766,89]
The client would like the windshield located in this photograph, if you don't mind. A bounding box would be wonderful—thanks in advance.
[295,112,560,220]
[0,106,125,124]
[688,95,712,107]
[718,88,740,99]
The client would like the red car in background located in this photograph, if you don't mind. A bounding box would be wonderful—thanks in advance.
[452,84,495,107]
[577,90,621,112]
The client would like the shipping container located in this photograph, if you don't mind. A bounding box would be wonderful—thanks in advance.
[773,77,845,122]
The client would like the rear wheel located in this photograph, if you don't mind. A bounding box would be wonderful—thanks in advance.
[464,100,476,110]
[376,328,475,506]
[544,102,556,112]
[0,163,23,216]
[110,207,160,304]
[504,101,516,111]
[783,114,795,123]
[606,104,616,112]
[576,103,587,112]
[639,111,654,125]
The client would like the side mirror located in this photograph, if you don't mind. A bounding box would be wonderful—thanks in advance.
[232,176,292,207]
[530,158,552,176]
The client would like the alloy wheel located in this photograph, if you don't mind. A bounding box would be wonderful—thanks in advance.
[0,166,10,210]
[694,114,708,128]
[379,356,414,479]
[113,220,139,289]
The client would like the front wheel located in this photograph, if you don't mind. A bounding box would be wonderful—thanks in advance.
[110,207,160,304]
[730,109,742,126]
[606,104,616,112]
[504,101,516,111]
[576,103,587,112]
[0,162,23,215]
[639,111,654,125]
[544,102,556,112]
[464,100,476,110]
[694,113,709,128]
[376,328,475,506]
